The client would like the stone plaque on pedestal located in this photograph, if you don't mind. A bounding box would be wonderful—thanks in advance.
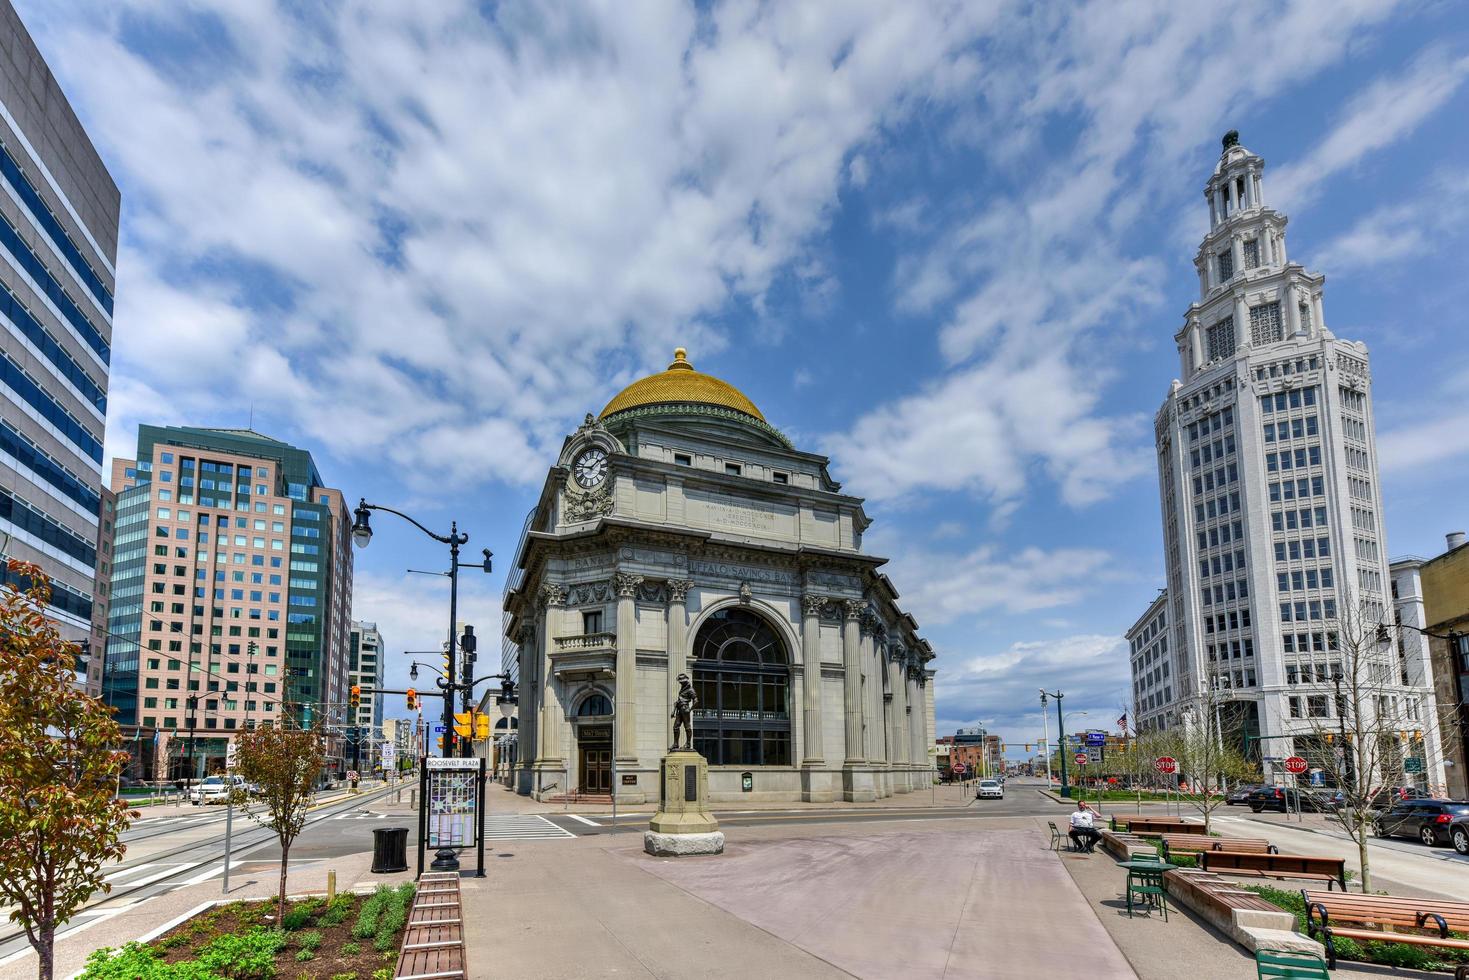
[645,751,724,856]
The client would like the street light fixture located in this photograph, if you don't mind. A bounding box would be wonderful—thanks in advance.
[352,499,491,759]
[1040,688,1070,798]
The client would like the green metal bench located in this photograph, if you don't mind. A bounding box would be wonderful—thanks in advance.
[1254,947,1328,979]
[1048,820,1075,851]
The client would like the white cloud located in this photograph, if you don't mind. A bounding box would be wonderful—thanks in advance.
[865,527,1121,626]
[1271,45,1469,212]
[1379,409,1469,473]
[824,0,1405,511]
[934,633,1131,745]
[1311,169,1469,272]
[22,0,1000,486]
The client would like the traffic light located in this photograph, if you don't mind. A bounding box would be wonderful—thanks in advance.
[406,688,417,711]
[454,712,474,737]
[349,685,361,711]
[475,712,491,740]
[436,735,444,750]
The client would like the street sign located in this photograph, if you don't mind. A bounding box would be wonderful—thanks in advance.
[1074,753,1089,766]
[1405,757,1423,774]
[1283,756,1308,775]
[433,724,446,734]
[1153,756,1177,774]
[951,762,967,775]
[1085,732,1106,746]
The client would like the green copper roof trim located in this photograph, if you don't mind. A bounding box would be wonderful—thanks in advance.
[602,401,794,448]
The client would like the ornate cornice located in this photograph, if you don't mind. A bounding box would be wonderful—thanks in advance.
[602,401,795,449]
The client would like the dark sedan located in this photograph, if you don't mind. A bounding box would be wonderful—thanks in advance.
[1247,785,1336,813]
[1374,800,1469,847]
[1227,784,1266,806]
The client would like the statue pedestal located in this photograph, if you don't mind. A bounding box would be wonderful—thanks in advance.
[644,751,724,856]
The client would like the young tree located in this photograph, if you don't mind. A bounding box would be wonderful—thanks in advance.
[1294,602,1460,893]
[1156,688,1259,834]
[233,723,326,912]
[0,560,134,980]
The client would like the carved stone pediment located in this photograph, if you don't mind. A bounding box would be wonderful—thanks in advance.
[564,484,613,522]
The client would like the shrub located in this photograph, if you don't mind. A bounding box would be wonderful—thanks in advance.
[317,894,355,926]
[295,951,315,963]
[350,888,388,940]
[79,944,173,980]
[195,926,288,980]
[341,943,360,956]
[371,970,392,980]
[281,899,321,931]
[329,974,357,980]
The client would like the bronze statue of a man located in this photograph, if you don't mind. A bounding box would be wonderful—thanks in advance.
[670,672,696,751]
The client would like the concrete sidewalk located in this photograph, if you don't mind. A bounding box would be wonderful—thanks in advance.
[463,818,1134,979]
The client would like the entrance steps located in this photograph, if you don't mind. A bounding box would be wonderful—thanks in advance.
[546,791,613,804]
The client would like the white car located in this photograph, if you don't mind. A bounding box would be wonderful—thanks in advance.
[190,775,245,805]
[976,779,1004,800]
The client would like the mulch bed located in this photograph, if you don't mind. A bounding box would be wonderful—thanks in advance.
[150,891,404,980]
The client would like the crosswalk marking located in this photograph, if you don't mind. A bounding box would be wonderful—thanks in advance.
[481,814,574,840]
[566,814,600,827]
[331,812,389,820]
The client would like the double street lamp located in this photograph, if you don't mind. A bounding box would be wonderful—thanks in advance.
[352,499,497,757]
[1040,688,1070,798]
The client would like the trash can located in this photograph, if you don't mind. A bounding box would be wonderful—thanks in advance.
[372,826,409,873]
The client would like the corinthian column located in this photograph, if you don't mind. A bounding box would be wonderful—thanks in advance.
[842,600,865,765]
[887,646,906,767]
[666,580,692,749]
[800,594,826,765]
[536,584,565,765]
[614,571,642,764]
[906,662,923,771]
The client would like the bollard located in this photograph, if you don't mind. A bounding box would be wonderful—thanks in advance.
[327,870,336,901]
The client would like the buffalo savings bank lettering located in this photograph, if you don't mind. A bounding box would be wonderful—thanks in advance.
[688,560,796,586]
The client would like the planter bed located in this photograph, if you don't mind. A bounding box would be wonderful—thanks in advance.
[79,883,416,980]
[1245,884,1469,974]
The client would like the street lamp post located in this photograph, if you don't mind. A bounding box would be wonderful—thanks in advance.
[184,694,199,789]
[1039,692,1053,789]
[352,499,490,757]
[1041,689,1069,798]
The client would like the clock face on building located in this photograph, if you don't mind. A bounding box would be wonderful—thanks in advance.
[573,448,608,489]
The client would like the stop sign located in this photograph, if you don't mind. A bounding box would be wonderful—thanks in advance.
[1283,756,1308,775]
[1153,756,1177,774]
[1074,753,1089,766]
[951,762,967,775]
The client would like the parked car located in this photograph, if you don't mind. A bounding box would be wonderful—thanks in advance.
[976,779,1004,800]
[1247,786,1336,813]
[1367,786,1432,810]
[1447,815,1469,855]
[1227,784,1266,806]
[1374,799,1469,847]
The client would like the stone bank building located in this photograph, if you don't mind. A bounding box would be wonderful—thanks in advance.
[502,349,937,803]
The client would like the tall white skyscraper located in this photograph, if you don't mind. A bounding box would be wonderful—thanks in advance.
[1131,131,1444,789]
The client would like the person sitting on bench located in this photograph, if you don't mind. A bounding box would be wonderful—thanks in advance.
[1069,801,1101,852]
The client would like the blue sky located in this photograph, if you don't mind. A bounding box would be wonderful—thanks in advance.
[20,1,1469,754]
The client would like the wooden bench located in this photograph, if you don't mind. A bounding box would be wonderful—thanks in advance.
[1200,851,1346,891]
[395,872,467,980]
[1161,833,1276,861]
[1110,815,1202,837]
[1302,889,1469,971]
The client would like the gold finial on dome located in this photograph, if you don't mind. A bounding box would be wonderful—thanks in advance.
[598,346,766,422]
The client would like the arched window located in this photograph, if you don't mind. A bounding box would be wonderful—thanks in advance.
[691,608,791,766]
[577,693,612,717]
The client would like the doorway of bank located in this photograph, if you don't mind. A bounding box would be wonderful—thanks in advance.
[578,725,612,795]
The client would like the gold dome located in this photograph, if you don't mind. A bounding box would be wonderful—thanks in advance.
[599,348,766,422]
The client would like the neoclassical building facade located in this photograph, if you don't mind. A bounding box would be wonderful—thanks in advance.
[502,349,937,803]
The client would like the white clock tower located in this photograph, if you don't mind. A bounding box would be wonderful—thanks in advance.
[1132,132,1445,792]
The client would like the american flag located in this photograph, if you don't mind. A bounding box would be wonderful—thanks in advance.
[1117,713,1127,732]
